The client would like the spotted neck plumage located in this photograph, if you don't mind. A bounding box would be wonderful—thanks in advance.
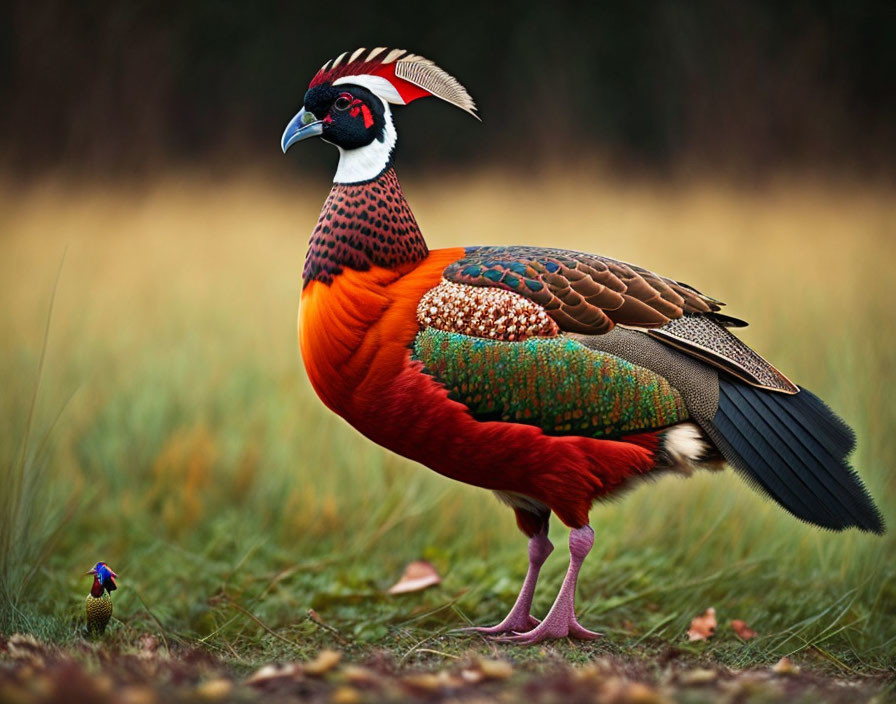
[303,168,429,286]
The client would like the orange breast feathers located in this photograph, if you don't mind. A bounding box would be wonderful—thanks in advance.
[298,248,465,417]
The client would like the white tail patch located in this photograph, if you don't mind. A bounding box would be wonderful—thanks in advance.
[663,423,712,475]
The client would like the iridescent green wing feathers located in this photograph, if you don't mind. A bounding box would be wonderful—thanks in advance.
[412,328,689,438]
[443,246,736,335]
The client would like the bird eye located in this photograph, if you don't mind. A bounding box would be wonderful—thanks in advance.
[334,94,352,111]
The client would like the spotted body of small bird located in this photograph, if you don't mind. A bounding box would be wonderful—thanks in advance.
[85,562,117,635]
[281,48,884,643]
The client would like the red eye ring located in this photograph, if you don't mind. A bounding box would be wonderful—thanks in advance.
[334,93,353,111]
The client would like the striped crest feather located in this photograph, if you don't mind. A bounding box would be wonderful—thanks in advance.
[309,47,478,118]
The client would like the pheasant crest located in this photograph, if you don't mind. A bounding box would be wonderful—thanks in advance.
[310,47,478,117]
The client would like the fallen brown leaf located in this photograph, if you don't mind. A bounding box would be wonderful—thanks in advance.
[245,663,302,686]
[304,649,342,676]
[478,659,513,680]
[623,681,671,704]
[460,668,484,684]
[400,673,443,692]
[195,678,233,701]
[730,619,758,640]
[772,657,800,676]
[678,668,717,685]
[387,560,442,594]
[342,665,380,686]
[687,607,717,641]
[330,686,362,704]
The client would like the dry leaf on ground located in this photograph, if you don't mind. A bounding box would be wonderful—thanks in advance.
[687,607,717,641]
[730,619,758,640]
[245,663,302,686]
[387,560,442,594]
[772,657,800,675]
[304,649,342,676]
[330,686,362,704]
[401,673,443,692]
[195,678,232,701]
[678,668,717,685]
[477,659,513,680]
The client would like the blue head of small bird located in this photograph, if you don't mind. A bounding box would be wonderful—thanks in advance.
[87,562,118,597]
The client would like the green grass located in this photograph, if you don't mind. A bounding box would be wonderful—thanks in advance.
[1,173,894,681]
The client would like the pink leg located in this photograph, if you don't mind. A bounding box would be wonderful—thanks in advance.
[467,526,553,635]
[495,525,601,644]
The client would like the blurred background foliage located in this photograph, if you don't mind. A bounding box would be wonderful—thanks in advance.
[1,0,894,180]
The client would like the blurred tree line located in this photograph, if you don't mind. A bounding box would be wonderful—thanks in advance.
[1,0,893,180]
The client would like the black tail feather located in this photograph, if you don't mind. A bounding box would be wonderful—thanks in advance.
[705,379,884,534]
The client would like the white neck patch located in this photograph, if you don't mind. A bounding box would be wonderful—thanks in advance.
[330,100,397,184]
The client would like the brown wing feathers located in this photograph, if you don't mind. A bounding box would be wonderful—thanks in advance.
[444,246,723,335]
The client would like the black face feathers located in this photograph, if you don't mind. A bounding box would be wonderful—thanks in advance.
[304,83,387,151]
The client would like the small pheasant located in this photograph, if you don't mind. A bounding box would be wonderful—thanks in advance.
[85,561,117,635]
[281,48,884,643]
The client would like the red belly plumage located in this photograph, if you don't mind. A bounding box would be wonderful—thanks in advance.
[299,248,657,529]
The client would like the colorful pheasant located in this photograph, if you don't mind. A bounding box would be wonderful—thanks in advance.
[281,48,884,643]
[85,561,117,635]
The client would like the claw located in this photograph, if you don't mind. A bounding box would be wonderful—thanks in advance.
[568,620,601,640]
[489,632,530,644]
[459,614,541,636]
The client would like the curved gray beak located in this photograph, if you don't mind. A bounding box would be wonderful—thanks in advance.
[281,108,324,153]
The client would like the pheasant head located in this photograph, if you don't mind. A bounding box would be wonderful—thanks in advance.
[87,561,117,598]
[281,48,477,183]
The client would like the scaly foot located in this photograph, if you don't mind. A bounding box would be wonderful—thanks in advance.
[494,611,600,644]
[494,524,600,644]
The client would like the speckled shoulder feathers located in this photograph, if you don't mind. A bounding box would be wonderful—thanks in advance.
[417,278,558,341]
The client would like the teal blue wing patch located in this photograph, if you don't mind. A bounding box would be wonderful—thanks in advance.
[412,328,689,438]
